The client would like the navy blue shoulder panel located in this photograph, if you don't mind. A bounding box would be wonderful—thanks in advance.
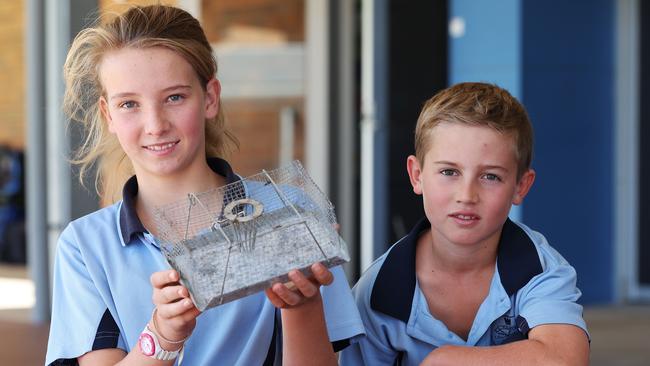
[497,219,543,296]
[370,218,428,322]
[92,308,120,350]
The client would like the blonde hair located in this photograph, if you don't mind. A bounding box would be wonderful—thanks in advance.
[64,5,237,204]
[414,82,533,180]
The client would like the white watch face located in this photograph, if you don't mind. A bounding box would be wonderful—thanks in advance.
[139,333,156,356]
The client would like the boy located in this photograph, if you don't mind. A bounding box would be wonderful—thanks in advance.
[340,82,589,365]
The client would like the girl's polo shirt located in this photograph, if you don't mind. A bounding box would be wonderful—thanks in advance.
[46,158,364,365]
[339,218,588,366]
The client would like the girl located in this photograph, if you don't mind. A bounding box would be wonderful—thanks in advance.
[45,5,363,365]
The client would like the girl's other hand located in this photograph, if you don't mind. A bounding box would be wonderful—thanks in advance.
[265,262,334,309]
[150,269,201,346]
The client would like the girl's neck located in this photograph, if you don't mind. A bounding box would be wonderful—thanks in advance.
[133,161,226,234]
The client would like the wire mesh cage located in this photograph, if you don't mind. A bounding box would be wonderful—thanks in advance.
[153,160,350,310]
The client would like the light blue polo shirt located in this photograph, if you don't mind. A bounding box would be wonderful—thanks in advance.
[46,158,364,365]
[339,217,588,366]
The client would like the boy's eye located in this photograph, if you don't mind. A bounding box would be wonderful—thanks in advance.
[118,101,137,109]
[440,169,458,176]
[482,173,501,182]
[168,94,184,102]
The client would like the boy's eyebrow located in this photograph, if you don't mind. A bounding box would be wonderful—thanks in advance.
[433,161,509,172]
[433,160,459,166]
[480,164,509,172]
[109,85,192,100]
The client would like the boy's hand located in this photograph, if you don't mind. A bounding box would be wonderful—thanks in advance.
[150,269,201,348]
[265,262,334,308]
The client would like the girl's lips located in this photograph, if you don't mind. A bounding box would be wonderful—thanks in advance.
[143,140,179,152]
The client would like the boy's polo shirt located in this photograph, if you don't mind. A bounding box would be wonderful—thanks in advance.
[339,218,587,366]
[46,158,364,365]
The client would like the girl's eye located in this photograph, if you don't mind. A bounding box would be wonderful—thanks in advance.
[168,94,184,102]
[440,169,458,176]
[119,101,137,109]
[483,173,502,182]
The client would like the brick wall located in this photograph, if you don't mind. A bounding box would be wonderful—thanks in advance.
[203,0,304,44]
[0,1,25,149]
[99,0,178,14]
[224,97,305,176]
[202,0,306,176]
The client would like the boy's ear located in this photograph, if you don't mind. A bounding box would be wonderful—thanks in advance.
[512,169,535,205]
[406,155,424,195]
[205,78,221,119]
[99,96,114,133]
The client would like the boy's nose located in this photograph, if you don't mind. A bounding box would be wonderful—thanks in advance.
[456,180,479,204]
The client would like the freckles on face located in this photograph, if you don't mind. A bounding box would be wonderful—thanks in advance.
[426,123,518,172]
[97,46,212,178]
[423,123,517,212]
[419,123,521,239]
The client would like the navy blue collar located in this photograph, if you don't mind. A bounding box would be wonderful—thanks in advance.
[370,217,543,322]
[119,157,240,244]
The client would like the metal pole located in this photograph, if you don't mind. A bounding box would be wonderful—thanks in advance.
[25,0,49,324]
[615,0,640,301]
[45,0,71,300]
[360,0,375,274]
[335,0,358,281]
[279,107,295,167]
[305,0,330,194]
[360,0,389,273]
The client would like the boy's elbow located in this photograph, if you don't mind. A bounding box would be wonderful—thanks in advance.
[532,336,589,366]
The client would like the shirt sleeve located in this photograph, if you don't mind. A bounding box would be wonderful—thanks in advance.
[320,265,365,345]
[339,264,399,366]
[45,224,126,365]
[515,238,588,336]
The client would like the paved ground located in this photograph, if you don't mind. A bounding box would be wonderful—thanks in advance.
[0,263,648,365]
[584,305,650,366]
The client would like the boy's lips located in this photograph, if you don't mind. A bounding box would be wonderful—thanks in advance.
[449,212,481,224]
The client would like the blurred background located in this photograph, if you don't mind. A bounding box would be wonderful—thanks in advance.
[0,0,648,364]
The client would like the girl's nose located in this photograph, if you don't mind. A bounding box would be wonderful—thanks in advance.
[144,106,170,136]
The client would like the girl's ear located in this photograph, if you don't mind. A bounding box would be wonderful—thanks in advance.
[407,155,424,195]
[512,169,535,205]
[205,78,221,119]
[99,96,114,133]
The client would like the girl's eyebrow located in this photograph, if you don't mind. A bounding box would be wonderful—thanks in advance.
[109,85,192,100]
[110,92,136,101]
[162,84,192,92]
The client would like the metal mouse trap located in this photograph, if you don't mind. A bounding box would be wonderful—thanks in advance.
[153,160,350,311]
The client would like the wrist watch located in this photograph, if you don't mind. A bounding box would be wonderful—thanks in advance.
[138,325,182,361]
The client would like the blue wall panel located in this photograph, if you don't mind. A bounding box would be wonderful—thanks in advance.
[522,0,614,303]
[450,0,614,303]
[449,0,521,96]
[449,0,523,221]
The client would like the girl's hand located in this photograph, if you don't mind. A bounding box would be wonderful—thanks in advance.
[264,262,334,309]
[150,269,201,347]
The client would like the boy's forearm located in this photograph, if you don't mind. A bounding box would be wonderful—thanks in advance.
[421,325,589,366]
[421,341,556,366]
[281,293,337,366]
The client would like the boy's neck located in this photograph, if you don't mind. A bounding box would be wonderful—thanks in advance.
[422,228,501,275]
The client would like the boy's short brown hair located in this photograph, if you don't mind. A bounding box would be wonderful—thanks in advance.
[414,82,533,180]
